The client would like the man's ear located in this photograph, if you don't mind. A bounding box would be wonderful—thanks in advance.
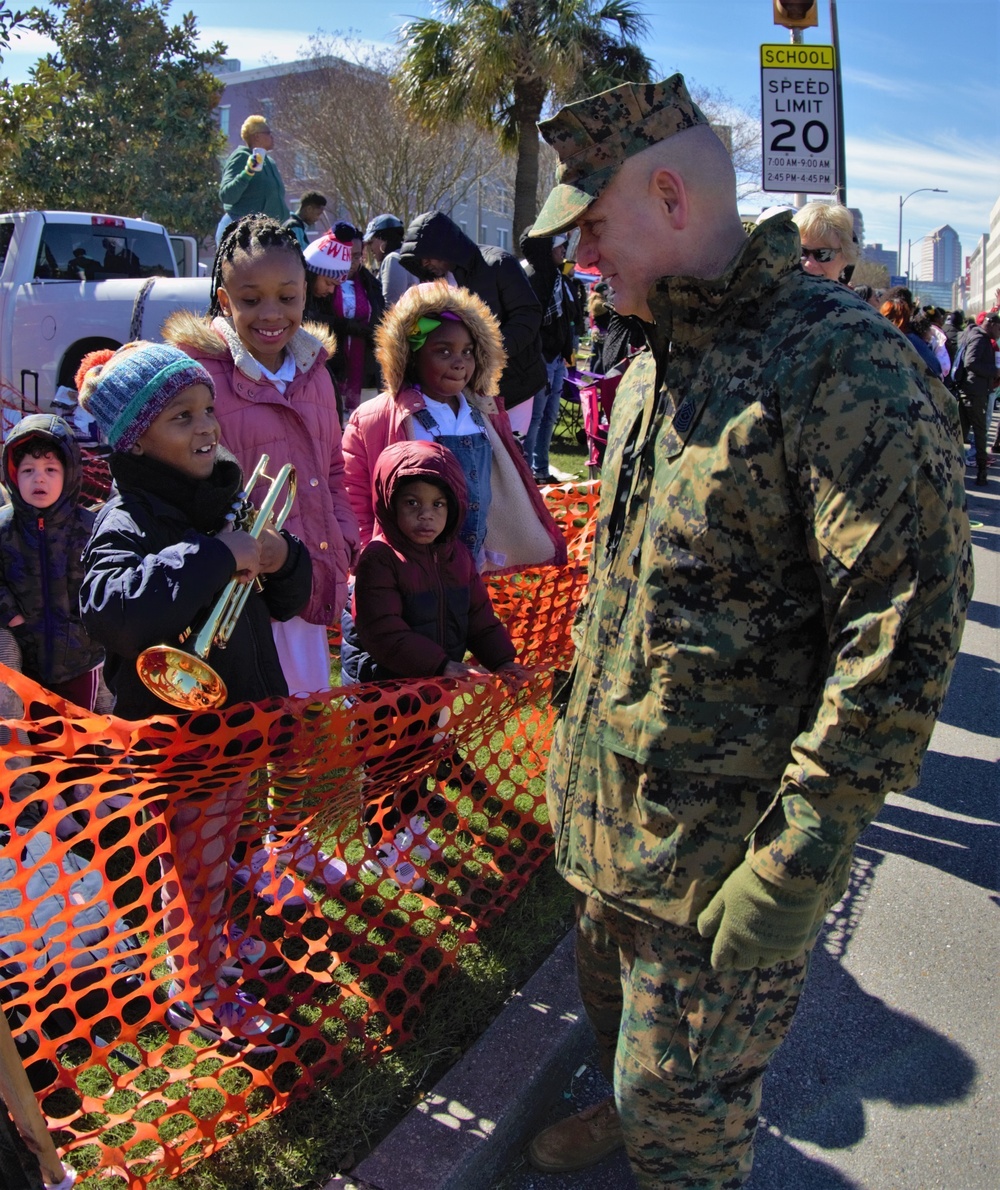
[651,167,688,229]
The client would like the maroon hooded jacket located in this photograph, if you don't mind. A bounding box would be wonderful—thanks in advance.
[351,440,516,679]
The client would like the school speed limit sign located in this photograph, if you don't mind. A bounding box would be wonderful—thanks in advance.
[760,43,840,193]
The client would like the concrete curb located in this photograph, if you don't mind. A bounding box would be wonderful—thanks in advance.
[323,930,588,1190]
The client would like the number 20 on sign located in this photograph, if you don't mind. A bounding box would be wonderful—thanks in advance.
[760,43,839,194]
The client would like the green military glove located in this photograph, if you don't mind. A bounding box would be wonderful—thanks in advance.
[696,862,823,972]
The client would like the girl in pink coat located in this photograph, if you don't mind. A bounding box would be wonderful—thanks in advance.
[342,282,566,574]
[165,214,359,695]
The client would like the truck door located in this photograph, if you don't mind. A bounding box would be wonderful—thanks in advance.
[169,235,202,278]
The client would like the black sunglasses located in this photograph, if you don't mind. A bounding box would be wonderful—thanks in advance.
[801,246,838,263]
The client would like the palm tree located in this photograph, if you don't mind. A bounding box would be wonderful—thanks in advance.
[394,0,652,243]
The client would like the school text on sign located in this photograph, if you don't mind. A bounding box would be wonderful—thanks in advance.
[760,43,840,194]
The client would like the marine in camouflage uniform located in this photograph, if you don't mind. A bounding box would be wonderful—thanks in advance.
[526,76,972,1188]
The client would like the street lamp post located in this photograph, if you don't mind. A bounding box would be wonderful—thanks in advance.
[898,188,947,282]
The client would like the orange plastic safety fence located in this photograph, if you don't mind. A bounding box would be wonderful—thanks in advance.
[0,483,599,1187]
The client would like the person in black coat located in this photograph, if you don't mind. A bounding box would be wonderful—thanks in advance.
[400,211,545,413]
[75,341,312,1032]
[0,414,104,708]
[519,227,576,481]
[77,343,311,720]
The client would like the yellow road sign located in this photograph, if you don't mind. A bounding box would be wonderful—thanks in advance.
[760,44,836,69]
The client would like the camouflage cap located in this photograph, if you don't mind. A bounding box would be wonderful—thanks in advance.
[530,74,709,237]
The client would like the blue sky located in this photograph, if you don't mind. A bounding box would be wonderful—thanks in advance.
[5,0,998,260]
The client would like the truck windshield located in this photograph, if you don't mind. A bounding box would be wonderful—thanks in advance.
[33,222,175,281]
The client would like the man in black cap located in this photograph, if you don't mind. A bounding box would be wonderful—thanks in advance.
[524,75,971,1186]
[363,213,412,306]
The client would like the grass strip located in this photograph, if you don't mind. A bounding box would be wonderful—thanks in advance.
[164,859,575,1190]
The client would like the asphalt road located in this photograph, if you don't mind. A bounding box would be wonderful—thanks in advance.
[493,466,1000,1190]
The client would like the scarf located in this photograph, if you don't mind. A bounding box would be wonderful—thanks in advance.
[333,279,372,399]
[108,447,245,534]
[543,274,564,326]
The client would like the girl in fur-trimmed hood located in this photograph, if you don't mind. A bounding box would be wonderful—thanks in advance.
[342,282,566,577]
[163,214,359,697]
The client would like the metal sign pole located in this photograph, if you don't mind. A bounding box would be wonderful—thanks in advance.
[830,0,847,204]
[791,27,807,207]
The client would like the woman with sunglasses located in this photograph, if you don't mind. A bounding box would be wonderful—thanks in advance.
[793,201,859,284]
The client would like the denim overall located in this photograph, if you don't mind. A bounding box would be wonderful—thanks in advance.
[413,404,492,565]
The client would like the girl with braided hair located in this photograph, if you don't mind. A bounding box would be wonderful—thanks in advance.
[164,214,359,697]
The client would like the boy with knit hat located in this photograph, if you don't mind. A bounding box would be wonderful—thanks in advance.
[77,340,311,720]
[77,341,312,1045]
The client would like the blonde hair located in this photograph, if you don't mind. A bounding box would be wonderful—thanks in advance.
[793,202,859,266]
[241,114,269,142]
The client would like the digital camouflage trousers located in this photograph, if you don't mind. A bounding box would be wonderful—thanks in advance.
[576,893,810,1189]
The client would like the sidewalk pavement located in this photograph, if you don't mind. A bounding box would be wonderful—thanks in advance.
[326,466,999,1190]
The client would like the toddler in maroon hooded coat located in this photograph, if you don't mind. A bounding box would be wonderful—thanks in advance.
[351,439,526,685]
[351,439,526,871]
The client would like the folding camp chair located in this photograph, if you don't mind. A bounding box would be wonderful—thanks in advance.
[565,367,622,479]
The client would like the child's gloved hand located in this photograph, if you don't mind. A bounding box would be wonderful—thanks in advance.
[219,526,261,583]
[494,661,529,690]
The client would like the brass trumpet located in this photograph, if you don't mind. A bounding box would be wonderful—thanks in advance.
[135,454,297,711]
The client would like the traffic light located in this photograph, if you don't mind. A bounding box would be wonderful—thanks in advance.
[773,0,819,28]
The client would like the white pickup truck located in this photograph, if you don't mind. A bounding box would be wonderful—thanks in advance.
[0,210,211,412]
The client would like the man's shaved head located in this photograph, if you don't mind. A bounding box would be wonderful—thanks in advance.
[573,125,746,318]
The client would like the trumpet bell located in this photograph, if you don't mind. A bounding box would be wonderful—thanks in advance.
[136,645,228,711]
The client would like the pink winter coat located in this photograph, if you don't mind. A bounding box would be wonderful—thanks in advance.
[342,386,566,572]
[164,311,360,626]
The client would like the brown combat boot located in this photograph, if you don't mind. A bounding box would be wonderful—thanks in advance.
[527,1095,624,1172]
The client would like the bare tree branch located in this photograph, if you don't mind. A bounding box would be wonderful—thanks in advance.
[273,34,506,228]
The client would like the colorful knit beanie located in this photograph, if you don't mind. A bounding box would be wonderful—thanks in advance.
[76,342,214,452]
[303,221,357,278]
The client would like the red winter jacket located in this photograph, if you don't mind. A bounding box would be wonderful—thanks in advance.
[351,440,516,678]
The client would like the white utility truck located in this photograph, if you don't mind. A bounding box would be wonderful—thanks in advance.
[0,210,211,413]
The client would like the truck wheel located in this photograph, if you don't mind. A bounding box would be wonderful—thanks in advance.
[58,338,121,391]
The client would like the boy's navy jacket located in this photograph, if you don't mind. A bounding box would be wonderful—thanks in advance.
[0,414,104,686]
[351,439,516,680]
[80,451,311,720]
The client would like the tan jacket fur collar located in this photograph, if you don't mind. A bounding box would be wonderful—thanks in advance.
[162,309,337,382]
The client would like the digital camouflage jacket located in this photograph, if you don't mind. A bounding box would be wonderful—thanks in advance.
[548,214,972,927]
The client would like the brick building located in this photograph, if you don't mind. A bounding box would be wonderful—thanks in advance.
[213,57,514,249]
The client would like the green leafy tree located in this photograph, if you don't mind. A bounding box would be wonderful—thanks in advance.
[0,3,75,159]
[0,0,226,234]
[394,0,652,242]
